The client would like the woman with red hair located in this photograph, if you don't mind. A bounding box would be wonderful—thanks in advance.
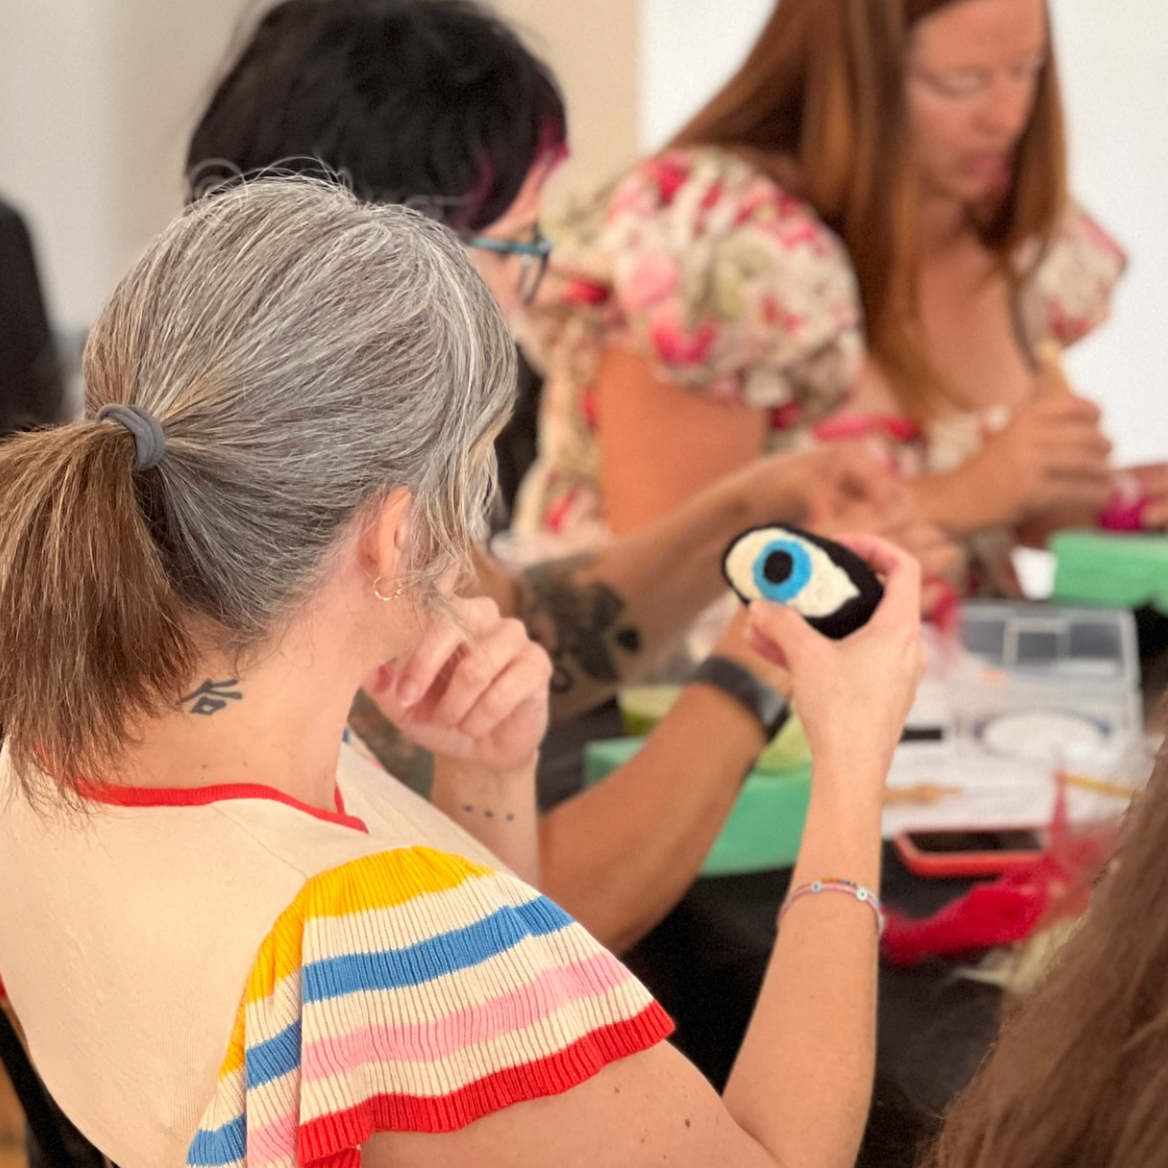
[518,0,1143,592]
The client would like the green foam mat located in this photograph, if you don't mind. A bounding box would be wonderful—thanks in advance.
[584,737,811,876]
[1051,530,1168,612]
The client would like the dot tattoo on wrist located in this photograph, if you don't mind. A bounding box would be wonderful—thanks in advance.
[460,805,516,822]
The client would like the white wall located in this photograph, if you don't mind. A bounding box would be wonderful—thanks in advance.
[639,0,771,151]
[4,0,1167,461]
[0,0,638,338]
[1056,3,1168,462]
[497,0,640,207]
[0,0,120,333]
[0,0,252,334]
[639,0,1168,463]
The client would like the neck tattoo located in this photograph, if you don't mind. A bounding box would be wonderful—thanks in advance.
[182,678,244,717]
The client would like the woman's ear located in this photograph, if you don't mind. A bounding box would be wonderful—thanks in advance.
[359,487,413,583]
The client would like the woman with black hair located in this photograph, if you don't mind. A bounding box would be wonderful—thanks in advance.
[189,0,569,318]
[0,197,64,439]
[184,0,953,955]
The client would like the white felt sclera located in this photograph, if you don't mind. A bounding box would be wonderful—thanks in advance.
[724,528,860,618]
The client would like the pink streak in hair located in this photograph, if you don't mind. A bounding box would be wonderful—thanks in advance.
[462,116,569,229]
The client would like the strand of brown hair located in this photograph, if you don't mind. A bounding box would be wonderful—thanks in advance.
[0,424,195,804]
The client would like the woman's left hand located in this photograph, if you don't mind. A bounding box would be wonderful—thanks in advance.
[363,596,552,773]
[813,479,961,605]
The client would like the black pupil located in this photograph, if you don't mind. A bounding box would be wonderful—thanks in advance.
[763,550,794,585]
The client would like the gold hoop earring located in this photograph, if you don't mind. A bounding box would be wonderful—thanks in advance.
[373,575,405,602]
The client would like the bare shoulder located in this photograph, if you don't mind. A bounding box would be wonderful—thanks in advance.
[840,359,903,417]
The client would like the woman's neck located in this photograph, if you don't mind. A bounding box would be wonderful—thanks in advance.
[916,188,975,256]
[100,607,374,814]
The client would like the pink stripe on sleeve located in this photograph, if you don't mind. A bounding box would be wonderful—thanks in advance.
[301,949,631,1081]
[243,1105,299,1168]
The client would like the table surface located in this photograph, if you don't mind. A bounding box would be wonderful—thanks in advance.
[538,702,1003,1167]
[536,606,1168,1165]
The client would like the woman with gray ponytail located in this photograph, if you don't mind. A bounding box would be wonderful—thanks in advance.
[0,177,545,844]
[0,176,925,1168]
[0,176,566,1163]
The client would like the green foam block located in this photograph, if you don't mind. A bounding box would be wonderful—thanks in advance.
[583,737,811,877]
[1051,530,1168,612]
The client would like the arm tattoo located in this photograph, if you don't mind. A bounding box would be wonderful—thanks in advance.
[516,554,642,695]
[459,804,517,823]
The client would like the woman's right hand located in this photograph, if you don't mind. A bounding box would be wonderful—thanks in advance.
[931,390,1113,531]
[363,596,552,775]
[813,477,960,592]
[746,535,924,781]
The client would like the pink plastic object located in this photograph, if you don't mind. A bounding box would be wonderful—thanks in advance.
[1099,473,1150,532]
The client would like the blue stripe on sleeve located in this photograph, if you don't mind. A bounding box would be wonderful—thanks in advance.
[302,895,573,1003]
[244,1017,301,1091]
[186,1114,246,1167]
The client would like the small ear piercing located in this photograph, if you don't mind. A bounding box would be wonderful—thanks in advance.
[373,575,405,602]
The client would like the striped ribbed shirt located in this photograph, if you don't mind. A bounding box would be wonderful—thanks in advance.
[0,744,672,1167]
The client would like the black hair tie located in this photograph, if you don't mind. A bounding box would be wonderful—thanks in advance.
[96,404,167,472]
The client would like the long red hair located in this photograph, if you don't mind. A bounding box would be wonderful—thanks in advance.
[671,0,1067,417]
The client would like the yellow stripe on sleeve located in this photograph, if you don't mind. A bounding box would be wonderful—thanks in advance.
[242,848,495,1005]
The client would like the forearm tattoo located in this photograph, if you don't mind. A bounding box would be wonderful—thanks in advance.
[515,554,642,695]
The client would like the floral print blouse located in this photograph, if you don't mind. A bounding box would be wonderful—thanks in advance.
[513,145,1126,542]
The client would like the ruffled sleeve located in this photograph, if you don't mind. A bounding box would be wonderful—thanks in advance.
[597,147,862,417]
[1020,204,1127,349]
[186,847,672,1168]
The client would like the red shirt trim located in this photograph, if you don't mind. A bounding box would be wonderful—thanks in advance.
[296,1003,674,1159]
[76,778,368,833]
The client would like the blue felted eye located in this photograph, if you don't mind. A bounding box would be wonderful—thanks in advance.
[723,524,884,638]
[751,538,813,603]
[723,526,863,618]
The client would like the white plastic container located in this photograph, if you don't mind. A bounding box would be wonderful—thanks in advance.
[953,601,1141,770]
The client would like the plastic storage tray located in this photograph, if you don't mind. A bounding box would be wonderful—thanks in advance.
[587,601,1141,877]
[952,601,1141,769]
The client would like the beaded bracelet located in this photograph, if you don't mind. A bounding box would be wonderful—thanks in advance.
[779,878,886,937]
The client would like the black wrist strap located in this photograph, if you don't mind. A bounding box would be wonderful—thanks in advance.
[688,655,789,740]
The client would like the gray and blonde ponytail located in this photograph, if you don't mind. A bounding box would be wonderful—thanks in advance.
[0,177,516,798]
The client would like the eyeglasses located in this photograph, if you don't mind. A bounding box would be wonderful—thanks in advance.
[467,230,553,305]
[908,57,1046,105]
